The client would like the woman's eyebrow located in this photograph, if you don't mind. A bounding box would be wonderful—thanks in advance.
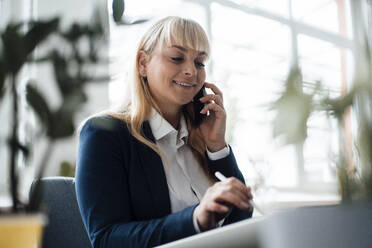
[171,45,187,52]
[170,45,207,56]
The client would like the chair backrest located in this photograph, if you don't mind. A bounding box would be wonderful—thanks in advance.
[30,177,92,248]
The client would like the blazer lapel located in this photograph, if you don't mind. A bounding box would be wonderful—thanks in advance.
[136,121,171,217]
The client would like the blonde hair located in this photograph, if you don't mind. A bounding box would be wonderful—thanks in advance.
[109,16,214,181]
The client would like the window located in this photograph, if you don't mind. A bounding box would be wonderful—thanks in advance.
[205,1,353,207]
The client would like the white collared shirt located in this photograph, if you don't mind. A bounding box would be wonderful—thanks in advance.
[148,109,230,232]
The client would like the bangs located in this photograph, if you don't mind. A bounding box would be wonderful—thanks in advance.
[158,17,210,59]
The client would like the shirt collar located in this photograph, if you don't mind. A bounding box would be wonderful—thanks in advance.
[148,108,189,142]
[178,113,188,143]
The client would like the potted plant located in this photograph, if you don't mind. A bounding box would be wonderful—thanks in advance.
[0,8,108,247]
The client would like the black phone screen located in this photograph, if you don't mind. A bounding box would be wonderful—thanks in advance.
[192,86,207,126]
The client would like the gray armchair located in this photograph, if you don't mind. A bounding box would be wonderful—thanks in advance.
[30,177,91,248]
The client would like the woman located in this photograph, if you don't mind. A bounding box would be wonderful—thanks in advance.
[76,16,253,248]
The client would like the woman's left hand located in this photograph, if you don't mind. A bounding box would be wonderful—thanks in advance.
[198,82,227,152]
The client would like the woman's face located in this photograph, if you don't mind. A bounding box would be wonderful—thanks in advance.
[139,41,207,111]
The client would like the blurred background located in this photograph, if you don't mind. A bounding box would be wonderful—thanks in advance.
[1,0,362,215]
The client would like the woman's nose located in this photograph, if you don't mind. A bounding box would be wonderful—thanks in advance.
[183,62,196,77]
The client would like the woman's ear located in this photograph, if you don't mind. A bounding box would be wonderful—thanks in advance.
[138,51,148,77]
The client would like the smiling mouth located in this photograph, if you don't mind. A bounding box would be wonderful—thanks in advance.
[172,80,196,87]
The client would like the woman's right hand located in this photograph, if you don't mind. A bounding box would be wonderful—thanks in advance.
[194,177,253,232]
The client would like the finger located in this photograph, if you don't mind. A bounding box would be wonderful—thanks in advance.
[214,190,251,211]
[204,82,223,100]
[200,102,226,117]
[216,192,251,211]
[225,178,252,201]
[220,183,250,204]
[232,186,252,203]
[246,186,253,200]
[200,94,223,107]
[214,180,249,203]
[206,201,231,214]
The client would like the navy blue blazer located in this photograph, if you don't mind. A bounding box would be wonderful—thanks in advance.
[76,116,252,248]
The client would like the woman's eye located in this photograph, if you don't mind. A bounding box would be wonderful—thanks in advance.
[195,61,205,68]
[171,57,183,62]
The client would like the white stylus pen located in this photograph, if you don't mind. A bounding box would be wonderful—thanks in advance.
[214,171,265,215]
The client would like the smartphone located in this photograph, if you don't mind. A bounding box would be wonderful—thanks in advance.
[192,86,207,126]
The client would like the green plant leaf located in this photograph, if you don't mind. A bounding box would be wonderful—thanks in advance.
[112,0,125,23]
[8,137,30,159]
[0,58,7,99]
[50,51,75,96]
[48,110,75,139]
[61,90,87,112]
[272,67,313,145]
[86,75,111,84]
[2,24,27,74]
[323,90,354,119]
[337,156,354,203]
[47,91,87,139]
[25,18,59,57]
[26,83,52,129]
[2,18,59,75]
[61,23,85,42]
[272,93,312,145]
[27,55,50,63]
[59,161,75,177]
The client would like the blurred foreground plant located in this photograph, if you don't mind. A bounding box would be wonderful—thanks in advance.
[0,9,108,213]
[272,1,372,202]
